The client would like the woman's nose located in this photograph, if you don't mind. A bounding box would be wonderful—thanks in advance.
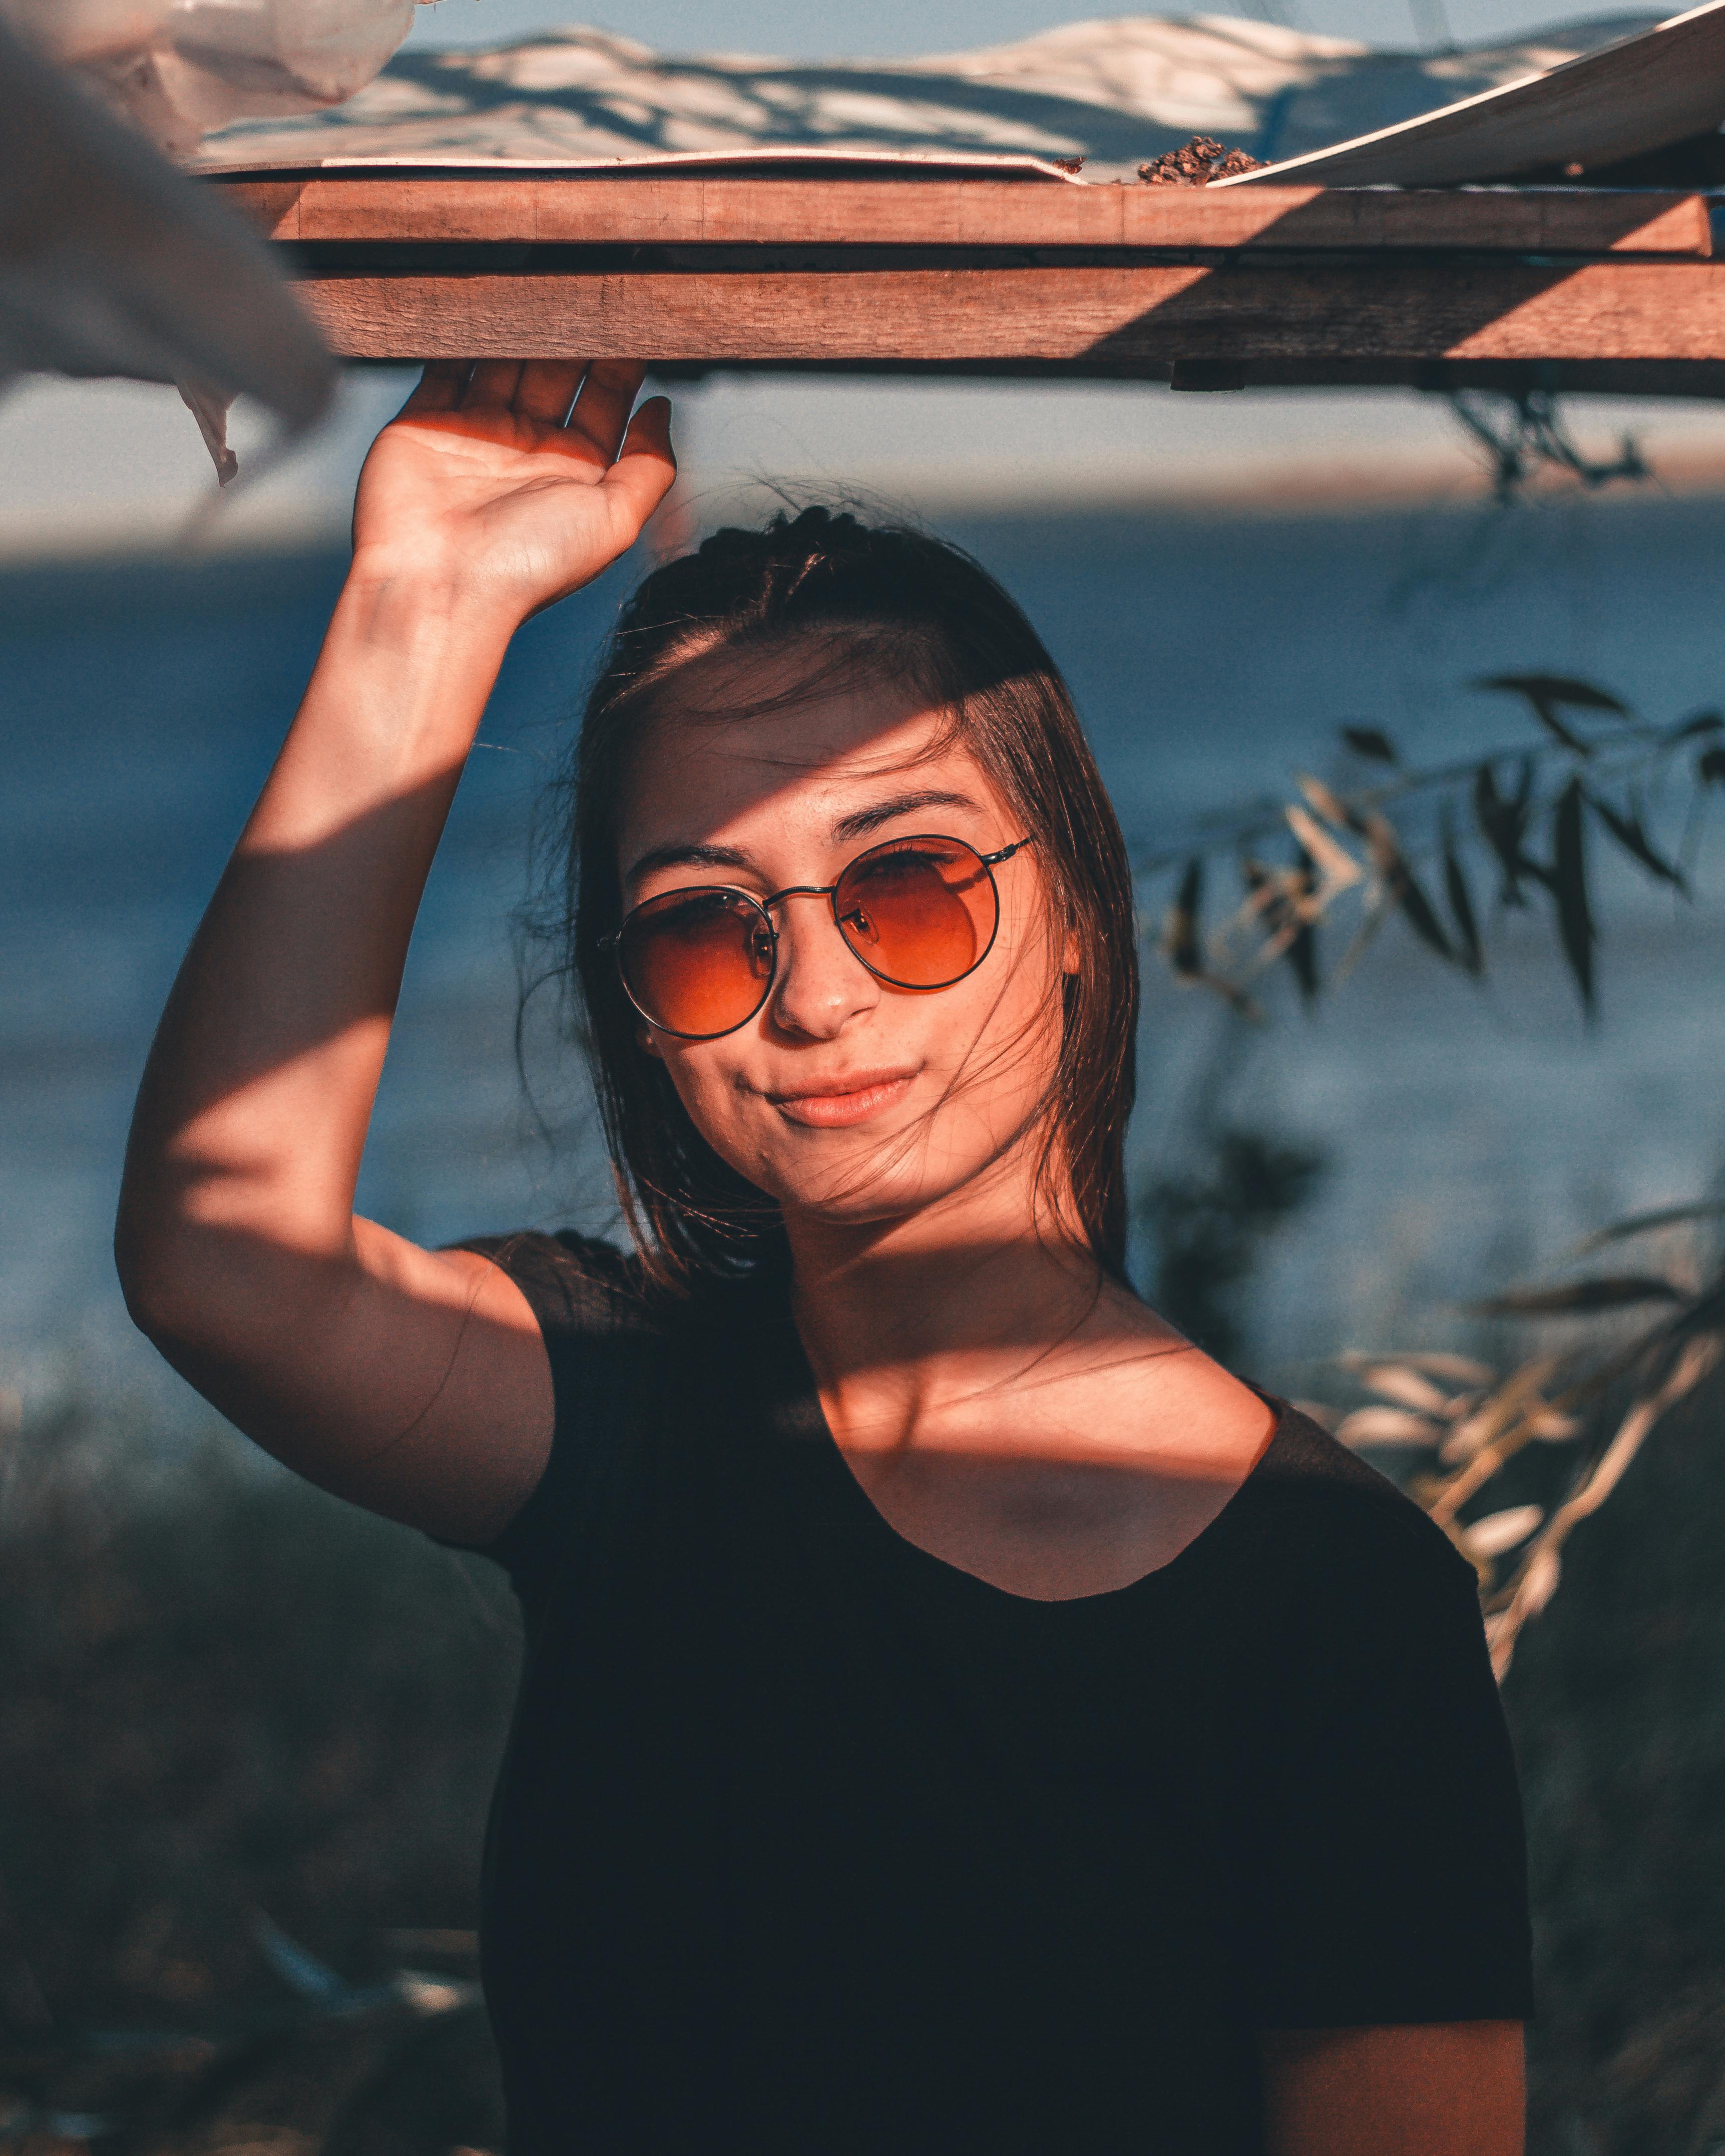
[768,896,879,1040]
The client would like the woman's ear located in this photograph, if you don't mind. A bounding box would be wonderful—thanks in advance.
[1061,923,1081,977]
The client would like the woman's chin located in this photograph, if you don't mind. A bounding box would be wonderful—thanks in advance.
[760,1153,986,1235]
[723,1102,1047,1234]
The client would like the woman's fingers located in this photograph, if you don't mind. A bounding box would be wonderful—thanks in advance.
[600,394,677,529]
[463,359,525,409]
[401,359,470,413]
[568,359,649,465]
[513,360,587,424]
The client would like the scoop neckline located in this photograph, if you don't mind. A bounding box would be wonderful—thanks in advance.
[760,1284,1288,1613]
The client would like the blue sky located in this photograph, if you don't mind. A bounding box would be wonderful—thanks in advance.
[404,1,1659,58]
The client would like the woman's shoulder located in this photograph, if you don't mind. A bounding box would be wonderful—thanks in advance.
[456,1226,779,1351]
[1244,1399,1479,1597]
[457,1226,667,1342]
[1223,1406,1505,1749]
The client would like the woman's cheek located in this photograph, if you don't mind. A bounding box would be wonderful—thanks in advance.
[664,1054,736,1140]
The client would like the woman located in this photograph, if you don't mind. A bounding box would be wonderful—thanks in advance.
[117,358,1531,2154]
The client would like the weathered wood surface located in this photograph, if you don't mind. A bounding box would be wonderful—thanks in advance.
[294,260,1725,366]
[218,176,1712,257]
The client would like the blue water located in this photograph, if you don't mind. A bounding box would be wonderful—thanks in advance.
[3,489,1722,1413]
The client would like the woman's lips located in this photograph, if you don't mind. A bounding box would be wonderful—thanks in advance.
[768,1072,917,1128]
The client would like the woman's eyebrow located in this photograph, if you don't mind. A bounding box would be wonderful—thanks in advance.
[832,789,983,841]
[625,839,754,885]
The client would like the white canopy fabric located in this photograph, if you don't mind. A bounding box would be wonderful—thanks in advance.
[1224,0,1725,186]
[0,0,420,155]
[187,11,1665,179]
[0,19,334,451]
[0,0,420,471]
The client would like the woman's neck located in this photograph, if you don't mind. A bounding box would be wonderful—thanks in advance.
[781,1165,1140,1446]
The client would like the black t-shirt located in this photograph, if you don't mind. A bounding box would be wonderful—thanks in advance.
[457,1229,1532,2156]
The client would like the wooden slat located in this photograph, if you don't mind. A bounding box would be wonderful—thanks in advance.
[217,176,1712,256]
[292,259,1725,365]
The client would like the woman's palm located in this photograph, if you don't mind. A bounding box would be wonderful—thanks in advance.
[353,358,676,615]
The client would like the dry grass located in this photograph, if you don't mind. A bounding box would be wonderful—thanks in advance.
[1313,1202,1725,1679]
[1310,1204,1725,2151]
[0,1404,516,2154]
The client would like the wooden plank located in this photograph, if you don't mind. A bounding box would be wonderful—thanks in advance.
[217,176,1711,256]
[292,259,1725,365]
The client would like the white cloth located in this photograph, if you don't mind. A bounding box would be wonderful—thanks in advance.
[0,17,335,470]
[2,0,418,155]
[0,0,414,476]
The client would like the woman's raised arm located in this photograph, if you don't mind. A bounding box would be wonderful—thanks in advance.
[115,359,675,1541]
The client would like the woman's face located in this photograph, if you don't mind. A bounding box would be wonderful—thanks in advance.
[614,665,1069,1235]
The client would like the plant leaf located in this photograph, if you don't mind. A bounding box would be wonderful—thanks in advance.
[1341,725,1398,762]
[1470,1274,1687,1316]
[1699,745,1725,787]
[1567,1200,1725,1257]
[1360,810,1456,964]
[1163,857,1203,978]
[1586,791,1689,894]
[1296,773,1355,830]
[1241,855,1320,1003]
[1284,803,1364,893]
[1162,857,1265,1020]
[1551,775,1596,1014]
[1461,1505,1544,1560]
[1337,1349,1495,1386]
[1511,1543,1563,1618]
[1284,851,1320,1003]
[1473,758,1544,906]
[1441,805,1484,974]
[1526,1409,1582,1442]
[1474,673,1630,755]
[1360,1364,1453,1415]
[1672,710,1723,740]
[1337,1406,1441,1447]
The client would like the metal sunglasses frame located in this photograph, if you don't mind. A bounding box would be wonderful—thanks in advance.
[604,832,1034,1041]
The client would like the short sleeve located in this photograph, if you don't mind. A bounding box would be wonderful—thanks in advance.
[1240,1520,1533,2029]
[446,1229,658,1604]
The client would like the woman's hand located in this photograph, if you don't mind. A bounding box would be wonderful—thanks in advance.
[351,357,676,624]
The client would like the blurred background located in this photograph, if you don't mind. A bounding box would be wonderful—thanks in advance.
[4,4,1725,2152]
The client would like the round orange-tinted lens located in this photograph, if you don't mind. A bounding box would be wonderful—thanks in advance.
[618,889,774,1038]
[832,837,997,988]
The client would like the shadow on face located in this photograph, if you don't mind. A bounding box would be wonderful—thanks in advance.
[612,652,1074,1242]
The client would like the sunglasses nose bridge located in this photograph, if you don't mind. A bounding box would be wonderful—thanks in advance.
[760,882,838,917]
[761,884,883,1038]
[759,883,866,980]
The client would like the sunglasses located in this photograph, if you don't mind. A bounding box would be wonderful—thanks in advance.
[606,832,1033,1042]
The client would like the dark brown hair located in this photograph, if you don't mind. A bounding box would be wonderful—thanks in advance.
[560,507,1138,1287]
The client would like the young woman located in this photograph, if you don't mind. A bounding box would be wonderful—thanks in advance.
[117,358,1532,2155]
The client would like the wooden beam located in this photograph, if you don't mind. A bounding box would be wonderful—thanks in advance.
[292,259,1725,366]
[216,176,1712,257]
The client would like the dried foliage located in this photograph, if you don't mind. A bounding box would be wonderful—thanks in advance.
[1137,136,1265,185]
[1149,675,1721,1018]
[0,1414,517,2152]
[1316,1201,1725,1680]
